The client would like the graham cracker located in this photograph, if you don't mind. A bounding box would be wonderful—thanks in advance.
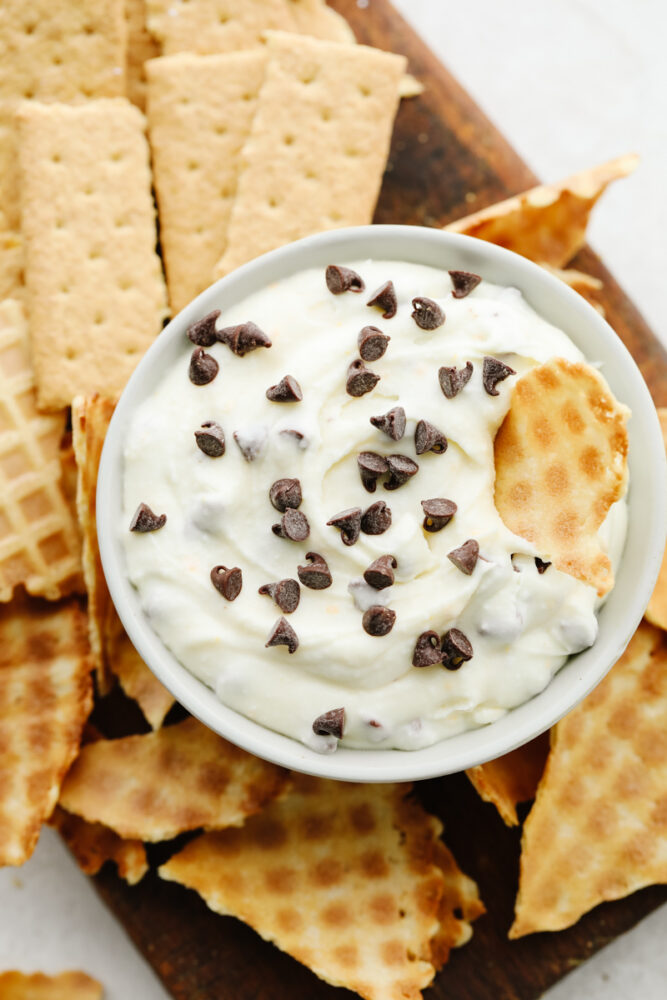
[146,50,268,312]
[511,621,667,936]
[0,0,126,103]
[160,776,484,1000]
[494,357,629,597]
[146,0,354,56]
[0,231,23,303]
[466,733,550,827]
[125,0,160,111]
[446,154,639,268]
[214,32,405,278]
[50,804,148,886]
[0,105,23,300]
[0,595,93,867]
[59,716,290,841]
[0,300,83,603]
[645,409,667,631]
[0,972,102,1000]
[18,99,169,411]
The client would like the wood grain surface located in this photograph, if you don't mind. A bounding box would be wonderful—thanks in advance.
[91,2,667,998]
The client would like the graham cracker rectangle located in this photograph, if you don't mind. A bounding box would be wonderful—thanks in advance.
[125,0,160,111]
[0,103,23,300]
[146,0,353,56]
[147,51,267,312]
[18,99,169,410]
[0,0,127,102]
[214,33,406,278]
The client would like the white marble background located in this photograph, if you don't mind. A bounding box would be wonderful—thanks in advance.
[1,1,665,996]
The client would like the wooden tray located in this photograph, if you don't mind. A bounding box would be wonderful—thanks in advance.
[91,2,667,997]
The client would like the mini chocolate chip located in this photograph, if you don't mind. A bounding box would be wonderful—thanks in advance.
[421,498,457,533]
[129,502,166,532]
[346,358,380,397]
[279,429,307,448]
[438,361,473,398]
[414,419,448,455]
[449,270,482,298]
[189,347,219,385]
[357,326,390,362]
[265,616,299,654]
[217,320,272,356]
[412,630,443,667]
[535,557,552,574]
[194,421,225,457]
[187,309,220,346]
[370,406,406,441]
[266,375,303,402]
[357,451,389,492]
[447,539,479,575]
[233,427,267,462]
[325,264,364,294]
[360,500,392,534]
[362,605,396,636]
[269,478,302,512]
[367,281,397,319]
[482,356,516,396]
[441,628,473,669]
[258,578,300,614]
[411,296,445,330]
[312,707,345,738]
[363,554,397,590]
[297,552,332,590]
[272,508,310,541]
[327,507,362,546]
[210,565,242,601]
[384,454,419,491]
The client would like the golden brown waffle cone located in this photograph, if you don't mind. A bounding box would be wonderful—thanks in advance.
[59,716,289,841]
[0,970,102,999]
[0,300,83,602]
[466,733,550,827]
[446,154,638,268]
[0,594,93,866]
[645,409,667,630]
[49,805,147,886]
[494,357,629,596]
[510,621,667,937]
[160,775,484,1000]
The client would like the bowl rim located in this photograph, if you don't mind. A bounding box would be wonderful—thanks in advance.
[98,224,667,782]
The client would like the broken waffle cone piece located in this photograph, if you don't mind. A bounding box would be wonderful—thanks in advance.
[645,409,667,631]
[466,732,550,827]
[72,394,174,724]
[511,621,667,936]
[445,154,638,268]
[494,357,629,597]
[59,716,289,842]
[160,775,484,1000]
[0,971,102,1000]
[0,595,93,867]
[0,300,83,602]
[49,805,147,886]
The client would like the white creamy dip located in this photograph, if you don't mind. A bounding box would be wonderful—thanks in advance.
[121,260,627,752]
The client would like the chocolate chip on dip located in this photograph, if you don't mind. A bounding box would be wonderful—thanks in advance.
[312,707,345,738]
[370,406,405,441]
[384,454,418,491]
[414,420,447,455]
[189,347,219,385]
[366,280,397,319]
[129,503,166,533]
[266,375,303,402]
[218,320,272,356]
[482,356,516,396]
[258,578,300,614]
[358,326,390,361]
[346,359,380,397]
[362,605,396,636]
[327,508,362,546]
[265,617,299,654]
[325,265,365,294]
[449,270,481,298]
[438,361,473,398]
[421,498,457,533]
[269,478,302,512]
[194,421,225,457]
[441,628,473,670]
[210,565,242,601]
[357,451,389,492]
[447,539,479,575]
[187,309,220,346]
[363,555,397,590]
[272,508,310,541]
[360,500,392,535]
[297,552,332,590]
[411,296,445,330]
[412,631,443,667]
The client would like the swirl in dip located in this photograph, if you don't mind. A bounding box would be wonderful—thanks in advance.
[121,260,627,753]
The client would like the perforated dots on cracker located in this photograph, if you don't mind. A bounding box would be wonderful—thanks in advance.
[160,776,484,1000]
[511,622,667,936]
[494,357,629,596]
[59,716,289,842]
[446,155,638,268]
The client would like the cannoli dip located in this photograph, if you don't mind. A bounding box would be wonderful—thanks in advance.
[121,260,628,752]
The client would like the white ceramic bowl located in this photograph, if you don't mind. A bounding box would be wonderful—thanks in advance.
[98,226,666,782]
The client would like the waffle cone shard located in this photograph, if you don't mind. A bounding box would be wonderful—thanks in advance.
[466,733,550,827]
[0,971,102,1000]
[0,595,93,867]
[160,776,484,1000]
[645,409,667,631]
[445,154,638,268]
[0,300,83,602]
[49,804,148,885]
[511,621,667,937]
[494,357,629,597]
[59,716,289,841]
